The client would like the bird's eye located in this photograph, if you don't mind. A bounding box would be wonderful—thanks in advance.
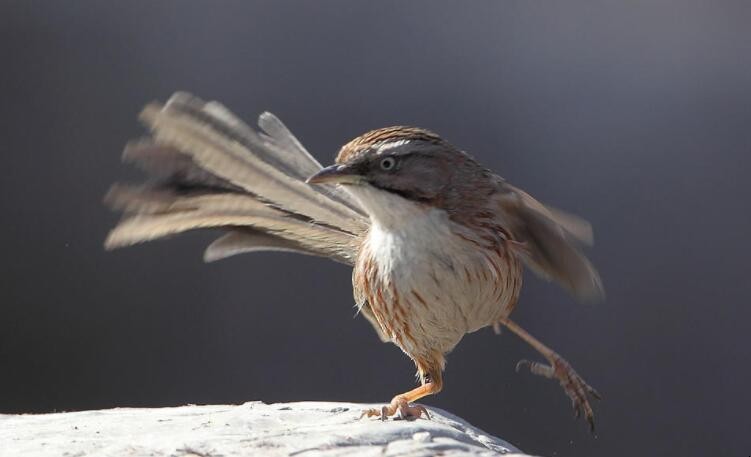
[380,157,397,171]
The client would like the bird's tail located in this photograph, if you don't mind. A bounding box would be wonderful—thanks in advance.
[104,92,367,265]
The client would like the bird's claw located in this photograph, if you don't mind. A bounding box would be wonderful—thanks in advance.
[516,356,600,432]
[397,403,430,421]
[359,396,430,421]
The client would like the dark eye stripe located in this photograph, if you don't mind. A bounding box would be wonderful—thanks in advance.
[369,182,433,203]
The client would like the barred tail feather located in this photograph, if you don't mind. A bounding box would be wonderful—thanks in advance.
[203,230,332,263]
[105,92,367,264]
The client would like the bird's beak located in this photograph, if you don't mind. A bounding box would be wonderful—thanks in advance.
[306,164,363,185]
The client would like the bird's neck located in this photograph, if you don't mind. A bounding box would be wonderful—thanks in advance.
[345,184,435,231]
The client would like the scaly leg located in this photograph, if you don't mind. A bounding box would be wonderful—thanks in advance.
[498,317,601,432]
[360,366,443,421]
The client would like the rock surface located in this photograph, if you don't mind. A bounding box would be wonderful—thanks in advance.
[1,401,533,456]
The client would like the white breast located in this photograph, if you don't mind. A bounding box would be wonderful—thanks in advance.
[349,185,520,358]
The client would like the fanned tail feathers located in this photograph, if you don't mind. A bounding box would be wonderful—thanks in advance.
[104,92,367,265]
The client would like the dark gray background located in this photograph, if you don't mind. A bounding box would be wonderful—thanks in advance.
[1,1,749,456]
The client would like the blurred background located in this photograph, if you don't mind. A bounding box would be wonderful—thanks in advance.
[1,1,750,456]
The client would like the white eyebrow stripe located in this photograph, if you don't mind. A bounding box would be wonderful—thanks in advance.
[375,139,411,154]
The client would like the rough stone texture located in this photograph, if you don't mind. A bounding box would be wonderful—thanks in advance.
[0,401,533,456]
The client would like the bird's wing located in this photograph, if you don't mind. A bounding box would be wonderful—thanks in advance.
[494,183,605,303]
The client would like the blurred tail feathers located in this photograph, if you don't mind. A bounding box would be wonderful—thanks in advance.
[104,92,367,265]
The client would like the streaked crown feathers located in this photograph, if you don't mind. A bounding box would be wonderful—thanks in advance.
[336,126,446,164]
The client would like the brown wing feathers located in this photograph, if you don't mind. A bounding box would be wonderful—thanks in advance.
[497,184,605,302]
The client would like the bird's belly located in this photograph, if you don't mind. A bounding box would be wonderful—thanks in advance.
[355,213,521,358]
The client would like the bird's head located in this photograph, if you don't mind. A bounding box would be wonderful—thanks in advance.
[307,127,492,224]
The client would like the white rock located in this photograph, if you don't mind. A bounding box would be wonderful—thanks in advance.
[0,401,533,456]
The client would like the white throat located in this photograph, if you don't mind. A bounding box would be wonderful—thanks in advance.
[344,184,430,230]
[347,183,514,355]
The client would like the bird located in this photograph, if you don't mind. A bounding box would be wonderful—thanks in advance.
[105,92,604,431]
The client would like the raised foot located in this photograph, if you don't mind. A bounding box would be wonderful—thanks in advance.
[516,356,601,432]
[359,395,431,421]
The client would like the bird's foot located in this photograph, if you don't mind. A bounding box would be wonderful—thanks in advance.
[359,395,431,421]
[516,356,601,432]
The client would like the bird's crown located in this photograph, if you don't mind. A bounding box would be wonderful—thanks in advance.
[336,126,446,164]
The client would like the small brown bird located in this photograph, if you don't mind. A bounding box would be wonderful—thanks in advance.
[106,93,603,430]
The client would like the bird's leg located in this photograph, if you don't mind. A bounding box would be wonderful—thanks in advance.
[360,367,443,421]
[498,317,601,431]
